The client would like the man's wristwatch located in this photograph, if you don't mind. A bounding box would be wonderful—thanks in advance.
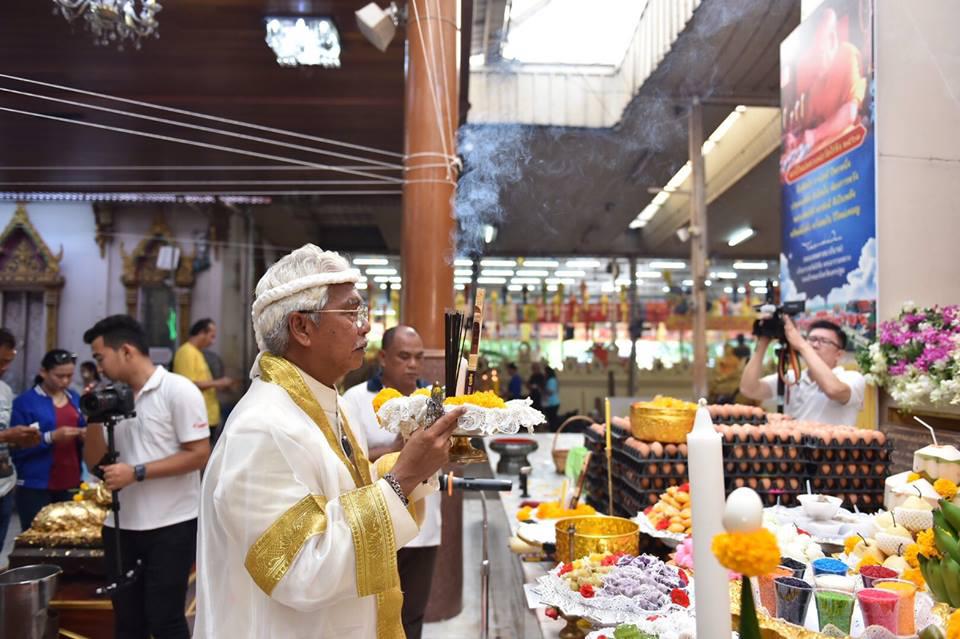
[134,464,147,482]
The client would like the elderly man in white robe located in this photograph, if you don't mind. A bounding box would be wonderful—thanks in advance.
[194,244,464,638]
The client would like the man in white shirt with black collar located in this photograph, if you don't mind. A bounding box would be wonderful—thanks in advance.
[341,324,441,639]
[740,318,866,426]
[82,315,210,639]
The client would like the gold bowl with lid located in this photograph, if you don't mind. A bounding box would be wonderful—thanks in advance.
[554,516,639,564]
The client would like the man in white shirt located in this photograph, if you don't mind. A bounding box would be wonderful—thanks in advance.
[740,318,866,426]
[342,325,441,639]
[82,315,211,639]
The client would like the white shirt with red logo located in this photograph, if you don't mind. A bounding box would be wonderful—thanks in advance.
[104,366,209,530]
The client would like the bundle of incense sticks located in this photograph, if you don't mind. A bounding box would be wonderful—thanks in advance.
[444,310,466,399]
[463,288,486,395]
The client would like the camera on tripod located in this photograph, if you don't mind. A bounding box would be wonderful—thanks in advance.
[81,385,136,482]
[80,384,136,424]
[752,279,806,341]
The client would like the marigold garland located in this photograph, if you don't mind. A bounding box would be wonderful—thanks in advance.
[711,528,780,577]
[907,472,922,483]
[904,543,921,569]
[918,528,942,559]
[412,388,431,397]
[935,478,959,500]
[444,390,506,408]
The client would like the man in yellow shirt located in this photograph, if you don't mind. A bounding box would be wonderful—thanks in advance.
[173,319,235,443]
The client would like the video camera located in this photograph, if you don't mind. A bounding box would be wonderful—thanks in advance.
[752,279,806,341]
[80,384,136,424]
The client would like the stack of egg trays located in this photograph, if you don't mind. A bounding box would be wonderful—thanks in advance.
[619,437,688,495]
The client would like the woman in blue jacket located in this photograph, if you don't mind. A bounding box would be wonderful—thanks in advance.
[12,350,85,530]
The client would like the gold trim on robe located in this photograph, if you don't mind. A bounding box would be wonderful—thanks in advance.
[257,353,405,639]
[259,353,372,488]
[244,494,328,596]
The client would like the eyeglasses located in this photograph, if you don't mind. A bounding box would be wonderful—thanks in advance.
[50,352,77,365]
[807,335,841,349]
[296,303,369,328]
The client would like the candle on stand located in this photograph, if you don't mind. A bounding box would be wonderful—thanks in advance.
[687,399,731,638]
[605,397,613,515]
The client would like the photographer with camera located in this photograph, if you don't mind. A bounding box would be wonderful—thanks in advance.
[740,317,866,425]
[82,315,210,639]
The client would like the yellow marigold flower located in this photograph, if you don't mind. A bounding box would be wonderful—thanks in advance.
[902,567,925,590]
[516,506,534,521]
[918,528,942,559]
[844,535,861,555]
[948,607,960,639]
[856,555,881,572]
[72,493,83,502]
[935,478,959,500]
[904,543,921,569]
[907,472,922,483]
[80,482,90,490]
[712,528,781,577]
[444,391,506,409]
[413,388,431,397]
[372,387,403,415]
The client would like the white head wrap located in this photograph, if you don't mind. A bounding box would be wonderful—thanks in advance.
[249,244,359,377]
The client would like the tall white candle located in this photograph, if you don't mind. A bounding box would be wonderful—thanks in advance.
[686,400,731,638]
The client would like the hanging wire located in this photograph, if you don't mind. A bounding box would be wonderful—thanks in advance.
[0,106,404,184]
[0,86,403,172]
[0,74,404,160]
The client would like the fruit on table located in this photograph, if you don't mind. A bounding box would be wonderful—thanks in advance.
[919,625,946,639]
[914,445,960,484]
[645,484,692,535]
[877,524,915,556]
[883,555,910,575]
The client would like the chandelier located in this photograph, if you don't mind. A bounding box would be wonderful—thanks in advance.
[52,0,162,49]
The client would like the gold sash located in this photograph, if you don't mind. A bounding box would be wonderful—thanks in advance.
[257,353,406,639]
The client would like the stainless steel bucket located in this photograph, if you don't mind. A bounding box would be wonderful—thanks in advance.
[0,564,62,639]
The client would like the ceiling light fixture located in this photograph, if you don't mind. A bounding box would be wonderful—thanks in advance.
[727,227,756,247]
[482,224,498,244]
[353,257,388,266]
[265,17,341,67]
[480,258,516,267]
[53,0,162,49]
[521,259,560,268]
[649,261,686,269]
[565,259,603,268]
[733,261,768,270]
[355,1,401,52]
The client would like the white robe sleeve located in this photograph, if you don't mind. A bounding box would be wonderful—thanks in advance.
[212,426,419,613]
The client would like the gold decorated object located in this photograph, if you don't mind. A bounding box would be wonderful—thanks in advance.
[728,580,952,639]
[16,484,111,547]
[0,204,65,351]
[448,434,488,464]
[630,404,697,444]
[554,516,639,564]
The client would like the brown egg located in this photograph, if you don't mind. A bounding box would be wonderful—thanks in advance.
[675,462,686,475]
[650,442,664,457]
[760,478,772,490]
[679,444,688,456]
[665,444,678,457]
[637,442,651,457]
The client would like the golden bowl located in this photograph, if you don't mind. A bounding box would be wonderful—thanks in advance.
[554,516,639,564]
[630,404,697,444]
